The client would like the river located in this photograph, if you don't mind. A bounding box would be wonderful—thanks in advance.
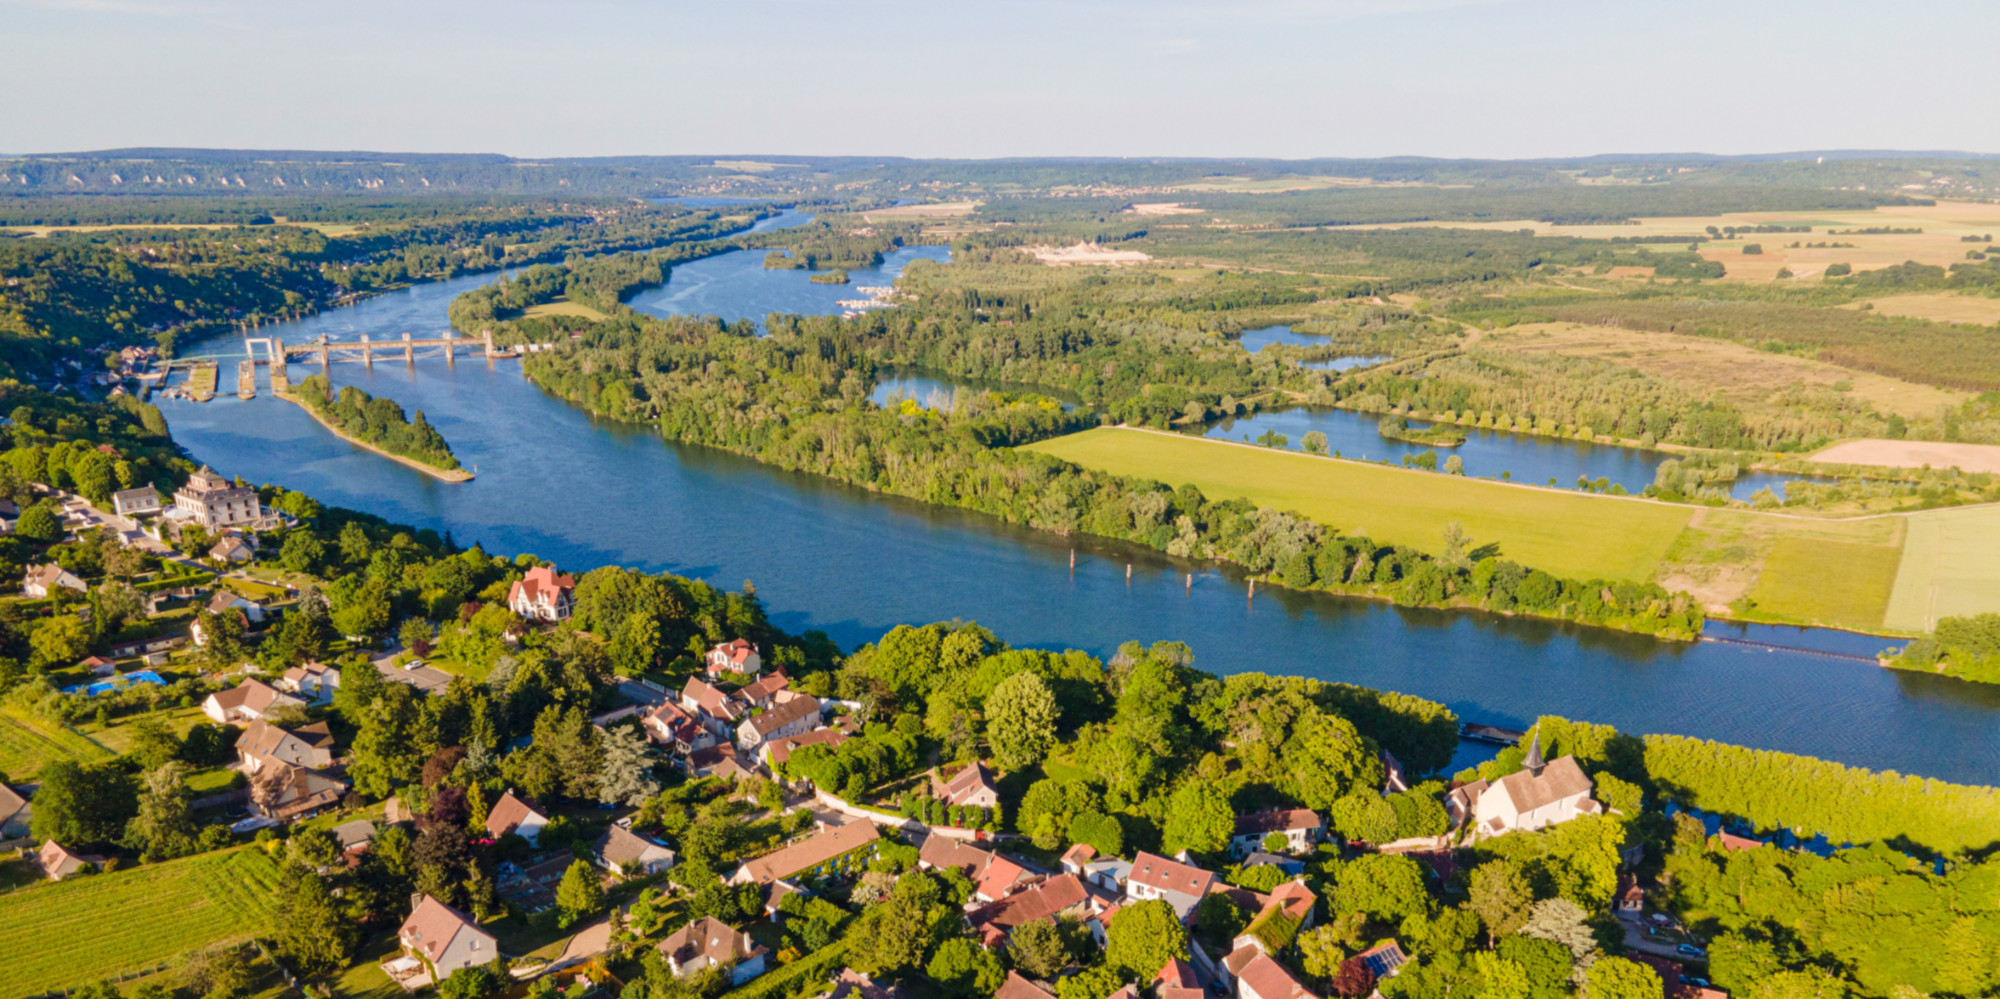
[161,251,2000,784]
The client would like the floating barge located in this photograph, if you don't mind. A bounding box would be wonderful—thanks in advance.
[1460,722,1527,746]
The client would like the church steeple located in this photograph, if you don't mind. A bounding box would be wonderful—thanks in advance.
[1523,725,1546,777]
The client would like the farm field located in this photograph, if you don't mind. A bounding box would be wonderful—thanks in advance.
[1747,536,1904,630]
[0,847,281,998]
[1810,438,2000,475]
[1484,322,1964,421]
[1023,427,1692,582]
[0,707,111,779]
[1336,201,2000,281]
[1028,427,1950,632]
[1846,292,2000,326]
[1883,505,2000,632]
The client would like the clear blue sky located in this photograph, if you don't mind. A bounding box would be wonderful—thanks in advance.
[3,0,1993,159]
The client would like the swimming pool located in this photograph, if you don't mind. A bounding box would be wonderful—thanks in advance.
[63,670,168,697]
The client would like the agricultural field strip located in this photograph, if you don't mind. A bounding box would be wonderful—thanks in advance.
[1884,505,2000,632]
[0,708,112,779]
[1025,426,1692,582]
[0,848,280,997]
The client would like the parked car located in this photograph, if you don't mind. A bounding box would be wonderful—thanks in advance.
[1677,944,1708,959]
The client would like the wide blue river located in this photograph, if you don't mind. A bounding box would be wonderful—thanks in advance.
[162,238,2000,783]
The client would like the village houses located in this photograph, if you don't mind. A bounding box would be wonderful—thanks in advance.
[929,760,1002,809]
[594,823,677,876]
[110,485,162,518]
[277,661,340,702]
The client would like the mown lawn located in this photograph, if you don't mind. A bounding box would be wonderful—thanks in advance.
[1025,427,1692,582]
[0,708,111,780]
[0,847,281,998]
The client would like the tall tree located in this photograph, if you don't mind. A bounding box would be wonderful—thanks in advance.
[30,759,136,849]
[598,724,662,806]
[1470,860,1534,945]
[276,870,357,976]
[1161,780,1234,856]
[986,671,1058,770]
[1104,899,1189,978]
[122,762,198,861]
[555,859,605,929]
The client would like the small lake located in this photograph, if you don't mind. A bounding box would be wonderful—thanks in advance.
[1203,406,1821,501]
[630,242,950,330]
[1239,324,1388,372]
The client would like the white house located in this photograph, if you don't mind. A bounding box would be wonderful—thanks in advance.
[658,916,767,985]
[484,791,549,846]
[21,564,86,599]
[394,895,497,984]
[203,679,304,725]
[208,534,255,564]
[506,566,575,622]
[205,589,268,624]
[735,694,822,752]
[1446,731,1601,838]
[111,487,163,518]
[172,466,262,530]
[1228,808,1324,859]
[706,638,762,676]
[595,824,677,876]
[277,662,340,702]
[1126,852,1217,920]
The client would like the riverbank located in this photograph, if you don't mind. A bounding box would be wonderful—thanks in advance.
[272,388,474,483]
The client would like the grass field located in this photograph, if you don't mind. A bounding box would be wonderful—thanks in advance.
[524,299,610,321]
[1748,536,1904,629]
[1884,505,2000,632]
[0,847,281,998]
[1024,427,1693,582]
[0,708,111,779]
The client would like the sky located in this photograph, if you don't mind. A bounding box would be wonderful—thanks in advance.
[3,0,1995,160]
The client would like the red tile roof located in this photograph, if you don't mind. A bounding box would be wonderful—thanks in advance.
[1239,952,1316,999]
[484,791,546,839]
[1234,808,1321,837]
